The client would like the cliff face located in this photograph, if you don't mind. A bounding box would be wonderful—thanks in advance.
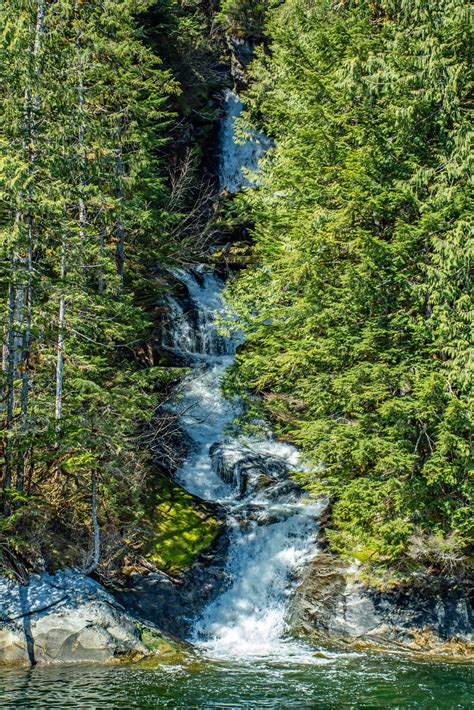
[288,553,473,658]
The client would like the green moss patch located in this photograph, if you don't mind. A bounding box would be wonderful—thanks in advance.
[146,474,222,573]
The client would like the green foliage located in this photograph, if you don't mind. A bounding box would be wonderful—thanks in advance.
[217,0,267,38]
[0,0,220,578]
[226,0,473,577]
[143,0,224,115]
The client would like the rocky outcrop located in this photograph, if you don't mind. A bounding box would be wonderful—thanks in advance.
[225,36,256,85]
[0,570,181,666]
[115,527,230,638]
[288,553,474,657]
[210,440,300,499]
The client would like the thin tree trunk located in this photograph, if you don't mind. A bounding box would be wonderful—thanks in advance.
[12,253,25,378]
[114,145,125,290]
[98,210,105,295]
[75,0,86,242]
[3,257,18,494]
[16,0,45,492]
[16,225,33,492]
[0,201,15,424]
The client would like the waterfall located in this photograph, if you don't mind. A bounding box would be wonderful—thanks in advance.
[219,89,269,194]
[160,90,322,660]
[163,268,324,660]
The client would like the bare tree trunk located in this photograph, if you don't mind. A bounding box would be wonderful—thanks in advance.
[3,258,18,494]
[1,341,8,408]
[16,225,33,492]
[53,0,84,428]
[33,0,45,59]
[0,205,14,423]
[16,0,45,492]
[98,210,105,295]
[114,145,125,290]
[12,252,25,378]
[75,0,86,242]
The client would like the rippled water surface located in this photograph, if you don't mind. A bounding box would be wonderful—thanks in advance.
[1,653,472,709]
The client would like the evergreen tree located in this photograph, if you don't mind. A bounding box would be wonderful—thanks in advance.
[0,0,180,575]
[226,0,473,580]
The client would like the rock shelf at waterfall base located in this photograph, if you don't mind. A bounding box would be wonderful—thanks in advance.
[0,571,185,666]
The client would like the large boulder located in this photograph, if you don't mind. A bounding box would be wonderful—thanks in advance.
[0,570,180,666]
[288,553,474,657]
[209,440,298,499]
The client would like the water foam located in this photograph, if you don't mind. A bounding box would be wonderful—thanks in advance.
[219,90,269,194]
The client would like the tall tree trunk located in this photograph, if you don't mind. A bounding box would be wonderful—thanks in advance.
[1,201,15,423]
[3,255,19,494]
[16,0,45,491]
[98,209,105,295]
[75,0,86,243]
[53,0,85,430]
[16,223,33,492]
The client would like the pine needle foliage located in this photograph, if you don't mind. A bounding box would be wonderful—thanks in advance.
[0,0,183,577]
[226,0,473,578]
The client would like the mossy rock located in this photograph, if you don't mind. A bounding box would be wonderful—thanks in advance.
[145,473,223,574]
[140,629,185,657]
[134,627,193,667]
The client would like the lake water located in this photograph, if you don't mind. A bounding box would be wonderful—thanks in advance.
[0,652,472,708]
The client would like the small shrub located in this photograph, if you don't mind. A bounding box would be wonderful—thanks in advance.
[406,530,468,576]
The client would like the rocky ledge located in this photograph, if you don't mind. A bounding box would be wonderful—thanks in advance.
[0,570,183,666]
[288,553,474,658]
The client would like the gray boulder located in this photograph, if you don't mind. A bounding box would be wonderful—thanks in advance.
[0,569,177,665]
[209,441,297,498]
[288,553,474,656]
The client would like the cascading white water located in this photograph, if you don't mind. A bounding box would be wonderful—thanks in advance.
[161,269,233,360]
[219,89,269,194]
[164,268,324,660]
[194,503,323,660]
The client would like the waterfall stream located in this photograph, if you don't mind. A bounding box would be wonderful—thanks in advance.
[219,89,269,194]
[163,269,324,660]
[161,92,323,661]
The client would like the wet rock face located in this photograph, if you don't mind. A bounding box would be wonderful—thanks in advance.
[209,441,298,499]
[115,527,230,638]
[288,553,474,656]
[226,36,256,85]
[287,553,347,639]
[0,570,173,666]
